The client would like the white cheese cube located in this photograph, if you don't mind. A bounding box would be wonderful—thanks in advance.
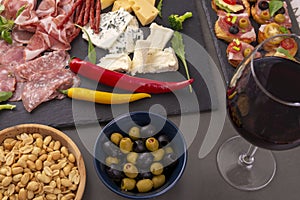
[146,23,174,50]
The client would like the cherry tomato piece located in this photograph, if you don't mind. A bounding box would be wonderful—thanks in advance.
[280,38,295,50]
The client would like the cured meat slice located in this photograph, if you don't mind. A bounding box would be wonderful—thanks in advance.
[0,46,25,69]
[0,67,16,92]
[22,68,77,112]
[17,50,69,80]
[9,82,25,101]
[0,40,11,54]
[2,0,37,20]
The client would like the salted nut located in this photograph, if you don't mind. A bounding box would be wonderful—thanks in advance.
[0,133,80,200]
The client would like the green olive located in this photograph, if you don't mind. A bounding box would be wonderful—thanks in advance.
[119,137,133,154]
[152,149,165,162]
[123,163,138,178]
[150,162,164,175]
[105,156,119,166]
[110,133,123,145]
[145,137,159,152]
[128,126,140,140]
[243,48,252,58]
[152,175,166,189]
[126,152,138,164]
[238,17,249,29]
[274,14,285,24]
[121,178,136,191]
[260,10,270,20]
[136,179,153,193]
[164,146,174,154]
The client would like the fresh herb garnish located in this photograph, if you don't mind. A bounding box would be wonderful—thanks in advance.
[279,26,289,34]
[75,24,97,64]
[157,0,163,18]
[16,5,27,18]
[171,31,192,93]
[277,47,293,60]
[269,0,284,17]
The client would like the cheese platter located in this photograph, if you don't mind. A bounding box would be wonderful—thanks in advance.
[0,0,216,130]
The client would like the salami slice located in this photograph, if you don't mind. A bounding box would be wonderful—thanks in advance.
[16,50,70,80]
[0,67,16,92]
[22,68,77,112]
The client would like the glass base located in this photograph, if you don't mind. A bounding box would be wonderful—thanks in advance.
[217,136,276,191]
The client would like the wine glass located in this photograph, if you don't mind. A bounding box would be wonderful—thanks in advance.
[217,33,300,191]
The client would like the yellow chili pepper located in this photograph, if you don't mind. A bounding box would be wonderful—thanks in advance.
[61,88,151,104]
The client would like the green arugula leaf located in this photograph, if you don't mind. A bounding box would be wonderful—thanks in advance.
[171,31,192,93]
[157,0,163,18]
[1,30,12,44]
[75,24,97,64]
[269,0,284,17]
[16,5,27,18]
[279,26,289,34]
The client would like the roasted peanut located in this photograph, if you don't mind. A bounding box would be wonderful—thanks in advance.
[2,176,12,187]
[18,188,27,200]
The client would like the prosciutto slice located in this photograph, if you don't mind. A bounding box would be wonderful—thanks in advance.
[22,68,77,112]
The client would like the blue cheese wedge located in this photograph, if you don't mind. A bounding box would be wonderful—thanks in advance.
[97,53,132,72]
[108,17,144,54]
[82,9,133,49]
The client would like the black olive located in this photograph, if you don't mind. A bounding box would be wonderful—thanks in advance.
[138,171,153,179]
[157,135,170,147]
[140,124,157,138]
[136,153,154,169]
[229,25,239,34]
[105,164,124,182]
[275,7,285,15]
[258,1,269,10]
[103,141,122,157]
[133,140,147,153]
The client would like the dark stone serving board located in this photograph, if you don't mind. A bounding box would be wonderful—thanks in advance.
[201,0,300,84]
[0,0,217,130]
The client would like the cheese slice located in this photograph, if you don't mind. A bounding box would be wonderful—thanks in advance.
[129,0,159,26]
[146,23,174,50]
[112,0,132,12]
[101,0,116,10]
[98,53,132,72]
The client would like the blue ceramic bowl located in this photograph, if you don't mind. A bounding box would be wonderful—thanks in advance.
[93,111,187,199]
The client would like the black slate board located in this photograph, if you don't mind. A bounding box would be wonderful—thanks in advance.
[201,0,300,84]
[0,0,217,130]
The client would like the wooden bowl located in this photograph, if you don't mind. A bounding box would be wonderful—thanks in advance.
[0,124,86,200]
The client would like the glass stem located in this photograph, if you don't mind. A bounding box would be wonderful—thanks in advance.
[239,145,258,166]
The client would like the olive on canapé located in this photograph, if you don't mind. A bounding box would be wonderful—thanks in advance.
[260,10,271,20]
[238,17,250,29]
[275,7,285,15]
[229,25,239,34]
[258,1,269,10]
[274,14,285,24]
[140,124,157,138]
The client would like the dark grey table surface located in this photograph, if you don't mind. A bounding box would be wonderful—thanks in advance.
[58,1,300,198]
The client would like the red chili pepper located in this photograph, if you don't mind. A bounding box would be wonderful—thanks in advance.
[69,58,194,94]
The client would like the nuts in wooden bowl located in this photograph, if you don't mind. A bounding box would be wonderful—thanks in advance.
[0,124,86,200]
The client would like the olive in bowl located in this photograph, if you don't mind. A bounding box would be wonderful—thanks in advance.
[93,111,187,199]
